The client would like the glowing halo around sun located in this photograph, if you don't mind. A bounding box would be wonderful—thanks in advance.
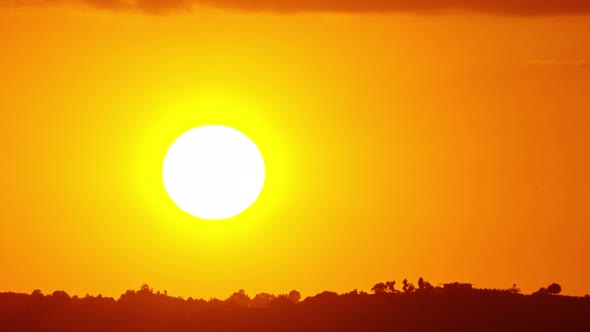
[162,125,266,220]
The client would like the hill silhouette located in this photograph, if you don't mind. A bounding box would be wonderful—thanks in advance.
[1,278,589,331]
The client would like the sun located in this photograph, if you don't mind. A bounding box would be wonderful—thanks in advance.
[162,125,266,220]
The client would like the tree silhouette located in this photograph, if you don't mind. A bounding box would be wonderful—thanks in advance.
[509,284,521,294]
[386,281,397,293]
[226,289,251,307]
[402,279,415,293]
[288,290,302,303]
[533,283,562,296]
[534,287,547,295]
[138,284,153,295]
[51,291,70,301]
[250,293,276,308]
[417,277,434,292]
[547,283,562,295]
[371,282,388,294]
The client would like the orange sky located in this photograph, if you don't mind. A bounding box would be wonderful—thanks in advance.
[1,3,590,299]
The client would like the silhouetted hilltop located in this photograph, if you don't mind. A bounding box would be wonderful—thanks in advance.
[1,279,589,332]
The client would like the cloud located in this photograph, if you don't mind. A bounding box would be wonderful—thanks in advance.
[2,0,590,15]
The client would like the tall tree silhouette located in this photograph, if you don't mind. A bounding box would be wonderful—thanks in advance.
[402,279,415,293]
[386,281,397,293]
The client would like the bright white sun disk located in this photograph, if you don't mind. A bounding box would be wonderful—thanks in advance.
[162,125,266,220]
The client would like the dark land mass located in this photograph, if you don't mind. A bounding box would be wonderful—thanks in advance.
[1,279,589,331]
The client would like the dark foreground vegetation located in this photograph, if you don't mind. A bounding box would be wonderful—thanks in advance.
[1,279,589,331]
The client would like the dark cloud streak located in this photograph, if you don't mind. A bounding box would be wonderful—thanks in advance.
[3,0,590,15]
